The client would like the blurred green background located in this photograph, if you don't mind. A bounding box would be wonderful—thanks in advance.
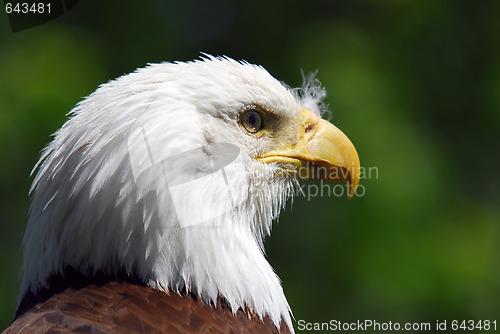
[1,0,499,332]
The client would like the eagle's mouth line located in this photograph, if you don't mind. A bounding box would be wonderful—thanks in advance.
[256,156,302,177]
[256,156,351,182]
[257,155,302,167]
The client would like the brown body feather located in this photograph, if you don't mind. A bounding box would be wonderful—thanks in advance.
[5,281,292,333]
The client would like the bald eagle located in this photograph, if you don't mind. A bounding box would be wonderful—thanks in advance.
[6,56,359,333]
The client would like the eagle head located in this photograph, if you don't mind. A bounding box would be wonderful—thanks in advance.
[18,56,359,332]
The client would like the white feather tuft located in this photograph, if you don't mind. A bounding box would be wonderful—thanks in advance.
[291,71,330,120]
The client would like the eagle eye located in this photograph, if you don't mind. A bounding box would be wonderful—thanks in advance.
[241,109,263,133]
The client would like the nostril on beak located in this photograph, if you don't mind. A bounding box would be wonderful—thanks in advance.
[305,123,315,134]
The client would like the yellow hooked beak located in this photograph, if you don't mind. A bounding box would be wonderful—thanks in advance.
[258,109,360,199]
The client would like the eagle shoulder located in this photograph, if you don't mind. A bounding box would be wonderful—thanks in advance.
[6,281,292,333]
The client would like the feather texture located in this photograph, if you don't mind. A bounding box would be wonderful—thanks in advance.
[11,281,292,333]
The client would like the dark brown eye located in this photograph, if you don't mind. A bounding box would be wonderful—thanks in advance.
[241,110,263,133]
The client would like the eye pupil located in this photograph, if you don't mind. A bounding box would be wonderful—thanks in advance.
[241,110,263,133]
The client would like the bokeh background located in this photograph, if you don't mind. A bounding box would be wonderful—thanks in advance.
[1,1,499,332]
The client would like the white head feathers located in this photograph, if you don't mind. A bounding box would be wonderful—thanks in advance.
[19,56,328,332]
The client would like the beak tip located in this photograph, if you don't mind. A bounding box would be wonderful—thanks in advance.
[347,166,360,200]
